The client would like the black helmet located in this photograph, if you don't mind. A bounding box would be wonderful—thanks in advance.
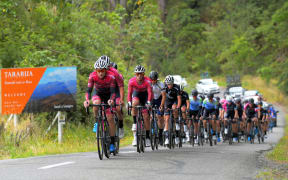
[200,95,205,99]
[208,93,214,99]
[244,99,248,104]
[257,101,263,106]
[235,98,241,104]
[249,98,254,104]
[111,62,117,69]
[216,97,220,101]
[149,71,158,80]
[191,89,198,96]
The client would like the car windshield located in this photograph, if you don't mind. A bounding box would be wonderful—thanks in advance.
[229,87,243,93]
[201,79,213,85]
[244,90,258,96]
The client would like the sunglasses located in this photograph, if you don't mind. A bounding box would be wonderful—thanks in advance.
[135,73,144,76]
[96,69,106,73]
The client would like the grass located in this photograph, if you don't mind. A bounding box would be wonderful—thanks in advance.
[256,115,288,179]
[267,115,288,163]
[0,114,133,160]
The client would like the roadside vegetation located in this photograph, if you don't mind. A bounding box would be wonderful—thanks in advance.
[0,3,287,178]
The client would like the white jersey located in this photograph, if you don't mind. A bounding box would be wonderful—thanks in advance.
[152,81,165,100]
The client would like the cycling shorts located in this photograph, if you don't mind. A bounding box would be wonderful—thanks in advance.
[152,97,164,116]
[203,109,215,119]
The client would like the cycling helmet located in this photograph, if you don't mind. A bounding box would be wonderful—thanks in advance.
[207,93,214,99]
[134,65,145,73]
[199,95,205,100]
[191,89,198,96]
[165,75,174,84]
[257,101,263,106]
[98,55,110,66]
[249,98,254,104]
[220,99,226,104]
[94,59,108,69]
[111,62,117,69]
[216,97,220,101]
[244,99,248,104]
[149,71,158,80]
[179,84,184,91]
[226,96,233,103]
[235,98,241,104]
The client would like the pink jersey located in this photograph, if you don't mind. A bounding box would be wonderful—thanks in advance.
[221,99,227,112]
[127,76,153,102]
[85,72,116,101]
[108,67,124,87]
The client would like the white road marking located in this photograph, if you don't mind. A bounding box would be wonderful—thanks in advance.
[38,161,75,170]
[120,151,136,154]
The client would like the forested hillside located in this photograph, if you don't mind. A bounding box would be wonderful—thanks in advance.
[1,0,287,99]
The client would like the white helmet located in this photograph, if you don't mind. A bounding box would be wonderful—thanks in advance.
[94,59,108,69]
[134,65,145,73]
[98,55,110,67]
[165,75,174,84]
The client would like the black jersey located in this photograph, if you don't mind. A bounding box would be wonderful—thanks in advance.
[165,84,181,101]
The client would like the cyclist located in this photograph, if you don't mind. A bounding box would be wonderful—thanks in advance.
[224,96,238,142]
[163,75,181,146]
[235,98,245,140]
[127,65,153,147]
[214,97,223,142]
[244,98,258,141]
[179,84,190,143]
[202,93,217,141]
[269,104,277,127]
[188,90,202,144]
[99,56,125,139]
[83,60,117,152]
[256,101,267,138]
[149,71,166,145]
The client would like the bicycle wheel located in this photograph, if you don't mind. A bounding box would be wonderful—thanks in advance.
[114,118,120,155]
[140,120,145,153]
[136,118,141,153]
[257,126,261,144]
[150,119,155,150]
[207,122,213,146]
[228,122,233,145]
[104,121,110,159]
[190,125,195,147]
[97,120,104,160]
[178,125,183,148]
[154,119,159,150]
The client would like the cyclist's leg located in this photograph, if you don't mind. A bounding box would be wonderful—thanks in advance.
[92,95,101,117]
[203,109,210,138]
[131,97,140,146]
[115,97,124,137]
[164,100,173,145]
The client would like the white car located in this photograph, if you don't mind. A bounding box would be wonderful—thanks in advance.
[243,90,260,103]
[244,90,259,98]
[227,87,245,99]
[172,75,187,87]
[196,78,220,94]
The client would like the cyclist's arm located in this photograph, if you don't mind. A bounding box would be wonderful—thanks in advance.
[147,81,153,102]
[85,73,94,101]
[186,99,190,110]
[160,91,166,108]
[109,78,117,101]
[127,80,133,103]
[177,95,181,108]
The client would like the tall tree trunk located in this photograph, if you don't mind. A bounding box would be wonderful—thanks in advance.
[158,0,167,22]
[120,0,127,8]
[110,0,116,10]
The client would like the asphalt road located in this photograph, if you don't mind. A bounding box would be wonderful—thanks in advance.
[0,103,285,180]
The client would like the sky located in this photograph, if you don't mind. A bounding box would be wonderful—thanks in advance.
[38,67,77,85]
